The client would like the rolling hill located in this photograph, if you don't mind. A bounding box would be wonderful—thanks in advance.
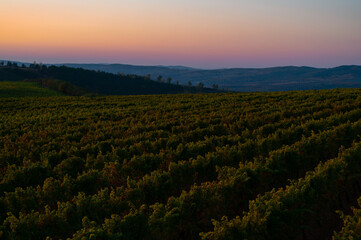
[60,63,361,91]
[0,63,219,96]
[2,60,361,92]
[0,81,62,97]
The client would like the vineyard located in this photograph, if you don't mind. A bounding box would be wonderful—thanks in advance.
[0,89,361,239]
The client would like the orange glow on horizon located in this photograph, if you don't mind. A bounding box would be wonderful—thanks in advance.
[1,0,360,67]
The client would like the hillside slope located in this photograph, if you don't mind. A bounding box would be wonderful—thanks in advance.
[0,64,220,95]
[0,81,62,97]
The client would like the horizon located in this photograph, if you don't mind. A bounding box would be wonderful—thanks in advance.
[1,0,361,68]
[2,58,361,71]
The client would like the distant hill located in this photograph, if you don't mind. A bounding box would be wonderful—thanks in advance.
[2,60,361,92]
[58,63,361,91]
[155,65,199,70]
[0,63,219,96]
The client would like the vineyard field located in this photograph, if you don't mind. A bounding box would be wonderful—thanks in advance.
[0,89,361,239]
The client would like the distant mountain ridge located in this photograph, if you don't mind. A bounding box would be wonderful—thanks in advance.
[155,65,200,70]
[2,60,361,92]
[59,63,361,92]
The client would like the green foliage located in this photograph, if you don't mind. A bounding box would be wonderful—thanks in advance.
[0,81,62,97]
[0,89,361,239]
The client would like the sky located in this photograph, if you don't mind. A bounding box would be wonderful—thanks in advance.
[0,0,361,68]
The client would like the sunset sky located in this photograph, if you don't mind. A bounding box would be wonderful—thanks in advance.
[1,0,361,68]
